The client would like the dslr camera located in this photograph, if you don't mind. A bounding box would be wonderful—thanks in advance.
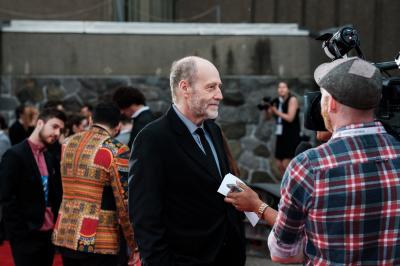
[304,26,400,135]
[257,96,273,111]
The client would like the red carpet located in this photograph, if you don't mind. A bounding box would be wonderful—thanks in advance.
[0,241,63,266]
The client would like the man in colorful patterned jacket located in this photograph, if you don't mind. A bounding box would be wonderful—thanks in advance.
[225,57,400,265]
[52,102,137,266]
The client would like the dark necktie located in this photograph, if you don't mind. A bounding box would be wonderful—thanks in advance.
[195,128,220,177]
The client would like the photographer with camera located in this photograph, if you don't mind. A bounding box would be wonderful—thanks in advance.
[226,57,400,265]
[262,81,301,177]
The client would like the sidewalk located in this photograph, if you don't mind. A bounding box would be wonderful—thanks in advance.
[247,255,301,266]
[246,255,280,265]
[1,240,288,266]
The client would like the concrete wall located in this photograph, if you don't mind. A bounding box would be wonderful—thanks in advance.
[128,0,174,22]
[1,0,398,64]
[0,0,114,20]
[1,32,320,77]
[174,0,400,64]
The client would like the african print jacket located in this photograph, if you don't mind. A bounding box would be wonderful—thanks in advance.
[52,125,136,255]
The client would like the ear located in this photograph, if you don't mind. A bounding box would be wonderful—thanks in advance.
[328,97,337,112]
[36,119,44,128]
[131,103,140,112]
[88,116,93,127]
[72,124,78,133]
[113,122,122,137]
[178,80,190,98]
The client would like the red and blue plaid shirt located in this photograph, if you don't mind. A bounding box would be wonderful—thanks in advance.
[273,121,400,265]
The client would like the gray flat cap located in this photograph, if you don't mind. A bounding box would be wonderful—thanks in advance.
[314,57,382,109]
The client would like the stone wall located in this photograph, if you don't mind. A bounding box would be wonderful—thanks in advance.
[0,75,317,183]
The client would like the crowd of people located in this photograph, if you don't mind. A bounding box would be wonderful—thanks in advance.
[0,55,400,266]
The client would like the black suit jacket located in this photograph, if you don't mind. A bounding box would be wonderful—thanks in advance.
[128,109,156,149]
[129,107,245,266]
[0,140,62,239]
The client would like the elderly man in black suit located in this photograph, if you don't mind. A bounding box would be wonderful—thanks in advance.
[129,56,246,266]
[113,86,156,149]
[0,108,66,266]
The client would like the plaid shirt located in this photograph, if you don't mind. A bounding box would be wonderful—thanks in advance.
[273,121,400,265]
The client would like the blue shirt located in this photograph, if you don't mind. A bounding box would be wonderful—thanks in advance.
[172,105,221,175]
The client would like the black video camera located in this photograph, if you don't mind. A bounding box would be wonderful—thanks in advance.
[304,26,400,135]
[257,96,273,111]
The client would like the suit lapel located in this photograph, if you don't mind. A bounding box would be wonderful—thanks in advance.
[22,140,42,183]
[44,151,55,179]
[166,108,222,179]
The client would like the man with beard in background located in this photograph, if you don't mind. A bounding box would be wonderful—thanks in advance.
[0,108,66,266]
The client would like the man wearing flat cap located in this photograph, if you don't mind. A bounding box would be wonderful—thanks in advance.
[225,57,400,265]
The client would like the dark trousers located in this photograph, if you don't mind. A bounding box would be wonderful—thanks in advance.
[168,223,246,266]
[62,253,119,266]
[9,230,54,266]
[0,216,4,244]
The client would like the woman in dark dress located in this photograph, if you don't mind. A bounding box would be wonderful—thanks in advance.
[267,81,301,177]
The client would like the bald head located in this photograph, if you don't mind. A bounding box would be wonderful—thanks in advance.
[170,56,216,103]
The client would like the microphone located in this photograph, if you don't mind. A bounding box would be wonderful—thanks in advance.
[294,141,313,156]
[373,61,399,71]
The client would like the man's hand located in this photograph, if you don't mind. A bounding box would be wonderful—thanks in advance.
[270,106,278,115]
[128,250,141,266]
[224,182,263,213]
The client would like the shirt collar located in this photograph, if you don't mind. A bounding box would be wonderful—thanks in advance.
[172,104,203,134]
[335,121,383,133]
[91,124,112,136]
[132,106,150,118]
[27,139,46,153]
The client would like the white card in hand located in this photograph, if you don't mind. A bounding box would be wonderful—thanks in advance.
[218,173,260,227]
